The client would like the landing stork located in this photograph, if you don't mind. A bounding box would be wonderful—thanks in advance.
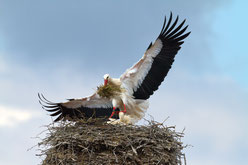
[39,13,190,124]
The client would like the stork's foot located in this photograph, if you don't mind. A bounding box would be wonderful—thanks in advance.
[107,118,126,125]
[107,112,133,125]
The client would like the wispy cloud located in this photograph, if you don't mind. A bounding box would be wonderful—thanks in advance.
[0,105,40,127]
[147,71,248,165]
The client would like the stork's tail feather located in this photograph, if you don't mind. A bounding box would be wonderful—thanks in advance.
[134,99,149,119]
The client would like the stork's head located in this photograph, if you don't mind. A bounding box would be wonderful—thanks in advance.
[103,74,110,86]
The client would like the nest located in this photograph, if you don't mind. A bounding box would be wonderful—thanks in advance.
[97,84,123,99]
[37,119,186,165]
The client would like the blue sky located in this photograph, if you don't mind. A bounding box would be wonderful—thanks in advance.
[212,0,248,90]
[0,0,248,165]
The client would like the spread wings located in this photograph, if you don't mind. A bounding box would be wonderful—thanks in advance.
[38,93,118,122]
[120,13,190,100]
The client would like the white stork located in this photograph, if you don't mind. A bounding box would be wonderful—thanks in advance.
[39,13,190,124]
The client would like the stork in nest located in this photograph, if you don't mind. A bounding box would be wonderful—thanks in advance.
[39,13,190,125]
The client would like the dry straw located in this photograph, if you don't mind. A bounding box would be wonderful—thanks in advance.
[97,84,123,99]
[37,118,186,165]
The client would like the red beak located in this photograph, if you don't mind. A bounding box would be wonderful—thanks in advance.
[104,79,108,86]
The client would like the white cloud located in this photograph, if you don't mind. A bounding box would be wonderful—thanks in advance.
[190,159,234,165]
[147,71,248,165]
[0,105,40,127]
[176,108,243,152]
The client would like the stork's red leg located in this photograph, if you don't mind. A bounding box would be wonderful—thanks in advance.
[109,107,116,118]
[109,104,126,119]
[120,104,126,113]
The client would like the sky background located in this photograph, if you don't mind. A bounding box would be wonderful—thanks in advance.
[0,0,248,165]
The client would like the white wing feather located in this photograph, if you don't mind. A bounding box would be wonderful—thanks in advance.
[63,93,112,109]
[120,39,163,95]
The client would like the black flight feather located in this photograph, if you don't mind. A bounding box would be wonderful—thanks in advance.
[133,13,190,100]
[38,93,119,122]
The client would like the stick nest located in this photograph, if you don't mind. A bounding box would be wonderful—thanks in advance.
[97,84,123,99]
[37,119,186,165]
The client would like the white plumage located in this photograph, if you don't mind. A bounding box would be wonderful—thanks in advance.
[39,13,190,124]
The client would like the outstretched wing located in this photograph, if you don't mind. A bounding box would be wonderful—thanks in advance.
[120,13,190,100]
[38,93,117,122]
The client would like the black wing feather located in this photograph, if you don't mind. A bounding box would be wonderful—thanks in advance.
[133,13,190,100]
[38,93,119,122]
